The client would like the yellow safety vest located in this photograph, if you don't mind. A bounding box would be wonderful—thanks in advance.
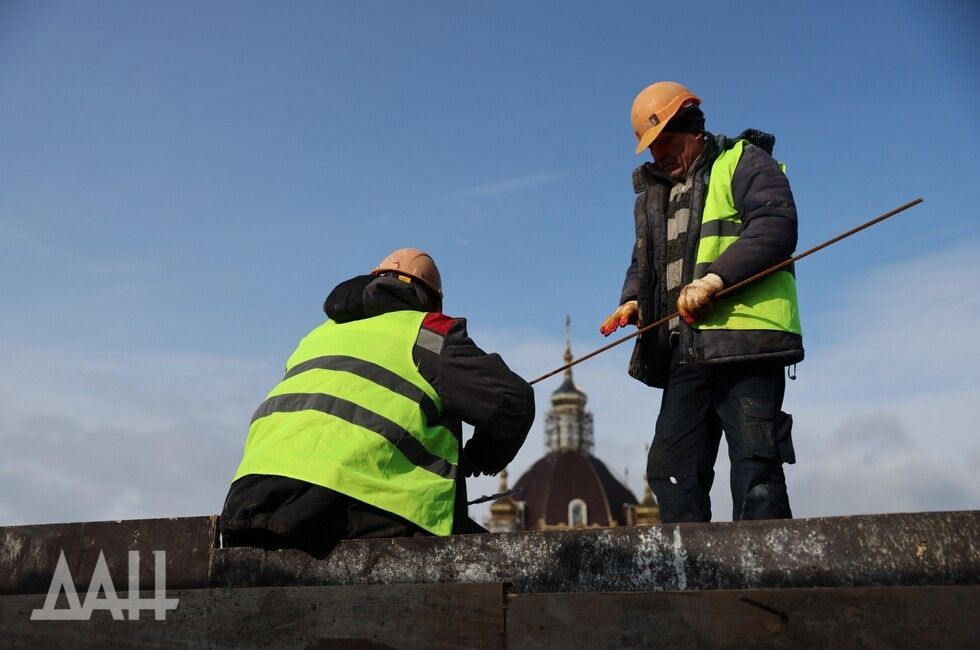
[232,310,459,536]
[693,140,803,335]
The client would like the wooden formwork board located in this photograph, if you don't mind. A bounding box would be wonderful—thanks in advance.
[0,582,507,649]
[505,585,980,649]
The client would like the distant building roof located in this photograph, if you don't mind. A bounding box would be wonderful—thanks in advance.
[513,450,638,528]
[551,373,587,403]
[486,317,648,532]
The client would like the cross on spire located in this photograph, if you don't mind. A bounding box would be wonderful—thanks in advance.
[563,315,573,374]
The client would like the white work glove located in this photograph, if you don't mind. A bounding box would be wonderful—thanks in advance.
[600,300,639,336]
[677,273,724,324]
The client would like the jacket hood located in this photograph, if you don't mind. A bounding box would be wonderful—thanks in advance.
[323,274,440,323]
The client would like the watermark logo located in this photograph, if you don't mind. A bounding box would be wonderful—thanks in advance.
[30,550,179,621]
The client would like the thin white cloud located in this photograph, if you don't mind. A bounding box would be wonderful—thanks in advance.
[75,259,156,277]
[446,172,562,201]
[0,413,243,525]
[0,347,276,525]
[789,412,980,516]
[0,218,156,278]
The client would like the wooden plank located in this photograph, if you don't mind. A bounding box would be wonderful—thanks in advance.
[506,585,980,649]
[0,516,217,595]
[0,582,506,649]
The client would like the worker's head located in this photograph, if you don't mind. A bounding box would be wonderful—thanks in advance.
[631,81,706,180]
[372,247,443,309]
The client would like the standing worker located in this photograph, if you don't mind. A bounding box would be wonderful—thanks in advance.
[600,82,803,523]
[222,248,535,555]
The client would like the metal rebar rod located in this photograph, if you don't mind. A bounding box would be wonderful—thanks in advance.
[467,487,525,506]
[528,197,923,386]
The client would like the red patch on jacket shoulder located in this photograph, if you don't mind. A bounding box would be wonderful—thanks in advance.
[422,312,455,336]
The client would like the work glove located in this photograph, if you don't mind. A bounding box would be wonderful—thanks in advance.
[677,273,724,324]
[461,440,498,478]
[599,300,639,336]
[459,456,484,478]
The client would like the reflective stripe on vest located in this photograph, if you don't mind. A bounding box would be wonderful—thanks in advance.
[693,140,803,335]
[232,310,458,536]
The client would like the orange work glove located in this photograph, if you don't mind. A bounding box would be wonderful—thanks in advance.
[677,273,724,324]
[599,300,639,336]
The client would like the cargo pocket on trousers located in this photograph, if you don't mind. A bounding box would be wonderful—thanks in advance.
[775,411,796,465]
[738,398,778,461]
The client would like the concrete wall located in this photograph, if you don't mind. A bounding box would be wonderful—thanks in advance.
[211,511,980,592]
[2,511,978,648]
[1,516,216,596]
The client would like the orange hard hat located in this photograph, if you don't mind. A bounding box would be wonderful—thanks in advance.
[630,81,702,154]
[372,247,443,296]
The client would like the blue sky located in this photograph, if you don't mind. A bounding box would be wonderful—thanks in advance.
[1,1,978,525]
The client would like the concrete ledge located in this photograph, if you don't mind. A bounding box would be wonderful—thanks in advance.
[2,511,978,647]
[2,511,977,597]
[0,516,217,595]
[211,511,979,592]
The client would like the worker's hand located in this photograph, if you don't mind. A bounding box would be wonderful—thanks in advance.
[677,273,724,324]
[599,300,639,336]
[460,450,495,478]
[459,456,481,478]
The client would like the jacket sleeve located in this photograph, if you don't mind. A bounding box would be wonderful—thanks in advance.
[619,241,640,305]
[415,314,535,475]
[707,144,798,285]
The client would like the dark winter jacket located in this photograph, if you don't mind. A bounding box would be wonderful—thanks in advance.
[220,275,535,546]
[620,131,804,387]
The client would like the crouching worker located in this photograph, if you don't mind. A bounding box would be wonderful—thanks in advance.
[221,248,535,556]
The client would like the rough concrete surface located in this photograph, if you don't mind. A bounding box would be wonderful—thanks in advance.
[211,511,979,593]
[0,516,217,596]
[2,511,978,648]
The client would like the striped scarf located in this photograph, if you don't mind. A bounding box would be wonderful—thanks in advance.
[664,174,695,331]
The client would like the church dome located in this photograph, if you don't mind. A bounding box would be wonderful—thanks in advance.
[485,317,652,532]
[551,374,587,406]
[544,320,594,453]
[513,450,638,528]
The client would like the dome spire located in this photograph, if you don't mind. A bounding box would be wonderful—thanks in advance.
[563,314,573,375]
[545,316,594,454]
[552,317,585,406]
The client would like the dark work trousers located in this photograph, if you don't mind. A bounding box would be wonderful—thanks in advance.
[221,474,487,559]
[646,347,796,523]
